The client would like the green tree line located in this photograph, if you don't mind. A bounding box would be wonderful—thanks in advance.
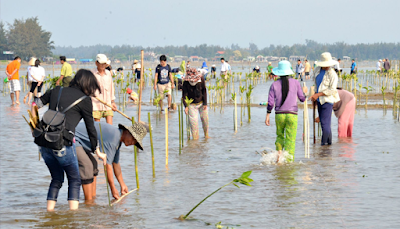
[0,17,54,60]
[54,40,400,62]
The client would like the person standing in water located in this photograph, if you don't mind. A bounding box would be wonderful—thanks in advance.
[153,55,175,111]
[310,52,340,145]
[6,56,21,106]
[75,121,146,201]
[34,69,104,211]
[265,60,307,162]
[23,57,37,104]
[92,54,117,124]
[182,68,209,139]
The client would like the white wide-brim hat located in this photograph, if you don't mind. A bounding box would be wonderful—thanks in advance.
[97,54,111,65]
[316,52,337,67]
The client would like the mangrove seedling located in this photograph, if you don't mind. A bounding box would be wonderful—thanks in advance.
[381,86,387,109]
[184,96,194,140]
[179,171,253,220]
[363,86,373,109]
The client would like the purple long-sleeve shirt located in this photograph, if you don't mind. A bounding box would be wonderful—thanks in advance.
[267,78,306,114]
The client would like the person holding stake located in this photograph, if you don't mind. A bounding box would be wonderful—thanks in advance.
[92,54,117,124]
[310,52,340,145]
[265,60,307,162]
[75,122,147,200]
[182,68,209,140]
[153,55,175,111]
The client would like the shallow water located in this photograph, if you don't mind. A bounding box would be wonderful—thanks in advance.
[1,76,400,228]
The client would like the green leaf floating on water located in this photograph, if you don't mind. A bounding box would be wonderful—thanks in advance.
[181,171,253,220]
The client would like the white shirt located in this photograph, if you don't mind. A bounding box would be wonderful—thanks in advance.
[220,62,229,72]
[27,66,33,82]
[29,66,45,82]
[376,61,381,70]
[334,61,341,71]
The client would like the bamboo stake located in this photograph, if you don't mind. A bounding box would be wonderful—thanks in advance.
[99,123,111,207]
[95,97,131,120]
[165,107,169,166]
[313,101,316,144]
[132,117,139,189]
[178,105,182,154]
[234,93,237,132]
[148,112,155,178]
[110,188,138,206]
[138,50,144,122]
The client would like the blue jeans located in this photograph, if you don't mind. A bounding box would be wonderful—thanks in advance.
[40,144,81,201]
[317,102,333,145]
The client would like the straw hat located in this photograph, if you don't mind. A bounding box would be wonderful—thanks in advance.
[272,60,294,76]
[268,62,272,65]
[118,123,147,150]
[28,57,37,66]
[135,63,141,69]
[316,52,337,67]
[255,65,259,69]
[133,60,139,64]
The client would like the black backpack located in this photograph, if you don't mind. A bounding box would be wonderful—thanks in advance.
[33,88,87,150]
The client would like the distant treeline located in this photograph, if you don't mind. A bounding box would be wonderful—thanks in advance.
[53,40,400,62]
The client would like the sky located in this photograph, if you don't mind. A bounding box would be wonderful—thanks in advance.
[1,0,400,48]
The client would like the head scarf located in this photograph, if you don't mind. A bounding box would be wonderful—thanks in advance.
[184,67,202,86]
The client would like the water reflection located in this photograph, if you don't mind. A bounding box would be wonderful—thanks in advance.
[338,138,356,160]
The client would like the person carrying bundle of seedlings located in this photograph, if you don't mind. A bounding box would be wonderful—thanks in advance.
[183,68,209,140]
[265,60,308,162]
[310,52,340,145]
[75,121,147,201]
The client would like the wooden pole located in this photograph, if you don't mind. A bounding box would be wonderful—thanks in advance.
[99,123,111,207]
[110,188,138,206]
[178,105,182,154]
[138,50,144,122]
[313,101,316,144]
[165,107,169,166]
[132,117,139,189]
[234,93,237,132]
[148,112,155,178]
[95,97,132,121]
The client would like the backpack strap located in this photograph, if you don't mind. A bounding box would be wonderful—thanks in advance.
[63,95,88,113]
[55,87,63,111]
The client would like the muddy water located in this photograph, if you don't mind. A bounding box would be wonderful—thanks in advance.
[1,75,400,228]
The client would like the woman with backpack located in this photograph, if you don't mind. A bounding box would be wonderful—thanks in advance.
[265,60,308,162]
[182,68,209,140]
[34,69,106,211]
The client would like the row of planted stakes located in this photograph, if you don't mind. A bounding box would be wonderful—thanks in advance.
[337,69,400,120]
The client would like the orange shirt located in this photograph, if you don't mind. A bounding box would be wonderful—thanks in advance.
[6,60,21,80]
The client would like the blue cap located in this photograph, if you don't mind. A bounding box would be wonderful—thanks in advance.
[272,60,294,76]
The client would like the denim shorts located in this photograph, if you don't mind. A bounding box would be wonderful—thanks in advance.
[40,144,81,201]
